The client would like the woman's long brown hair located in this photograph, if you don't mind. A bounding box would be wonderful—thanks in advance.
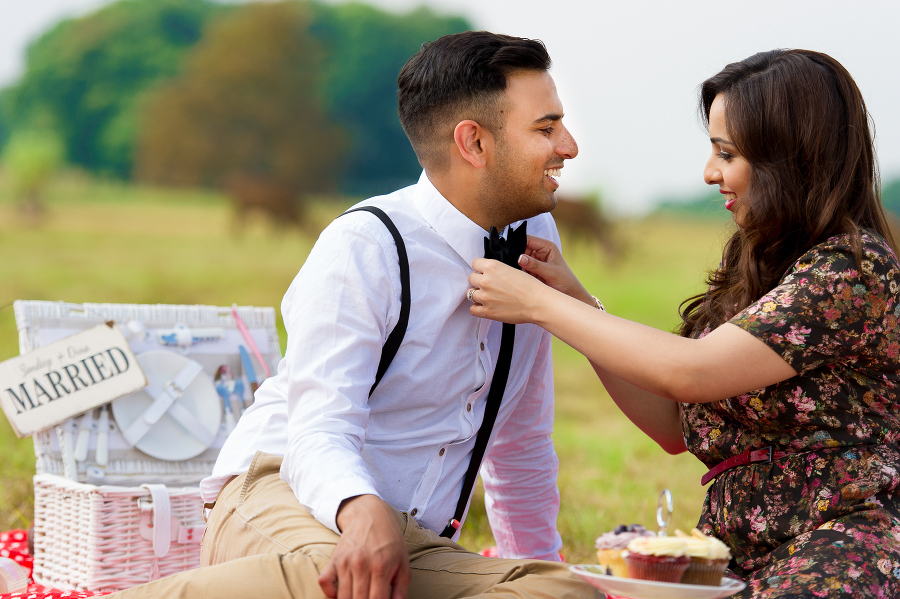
[679,49,895,338]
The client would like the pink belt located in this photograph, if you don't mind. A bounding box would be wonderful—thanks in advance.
[701,446,792,486]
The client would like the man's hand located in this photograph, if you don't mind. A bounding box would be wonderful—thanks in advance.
[318,494,411,599]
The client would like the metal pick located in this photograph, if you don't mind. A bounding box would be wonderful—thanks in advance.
[656,488,673,537]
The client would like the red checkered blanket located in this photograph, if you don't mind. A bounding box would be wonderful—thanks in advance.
[0,530,108,598]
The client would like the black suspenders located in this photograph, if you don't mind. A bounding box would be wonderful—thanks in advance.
[340,206,410,397]
[339,206,511,538]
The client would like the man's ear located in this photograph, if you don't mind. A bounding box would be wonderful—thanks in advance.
[453,120,494,169]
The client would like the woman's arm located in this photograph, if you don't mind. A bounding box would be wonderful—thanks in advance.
[471,235,794,450]
[512,236,685,450]
[589,359,687,453]
[468,259,797,405]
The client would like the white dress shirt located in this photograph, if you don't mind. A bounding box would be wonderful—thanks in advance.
[202,171,563,560]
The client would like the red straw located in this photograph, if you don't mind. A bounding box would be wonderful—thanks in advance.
[231,304,272,378]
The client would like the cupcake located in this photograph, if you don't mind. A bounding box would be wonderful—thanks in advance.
[677,528,731,586]
[623,536,691,583]
[594,524,654,577]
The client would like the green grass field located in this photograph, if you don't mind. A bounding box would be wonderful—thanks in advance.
[0,174,732,564]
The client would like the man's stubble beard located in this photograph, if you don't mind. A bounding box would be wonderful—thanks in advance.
[478,143,557,229]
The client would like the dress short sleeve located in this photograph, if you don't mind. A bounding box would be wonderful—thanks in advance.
[728,232,900,375]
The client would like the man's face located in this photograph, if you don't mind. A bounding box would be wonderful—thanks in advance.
[481,70,578,226]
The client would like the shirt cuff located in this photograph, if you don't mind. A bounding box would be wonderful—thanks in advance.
[282,468,382,535]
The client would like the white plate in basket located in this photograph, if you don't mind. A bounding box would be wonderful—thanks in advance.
[111,350,221,461]
[570,565,746,599]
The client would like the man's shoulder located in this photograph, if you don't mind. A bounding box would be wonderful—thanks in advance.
[324,187,426,248]
[288,190,420,313]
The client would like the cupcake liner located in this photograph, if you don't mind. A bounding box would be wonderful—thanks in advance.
[624,551,691,583]
[681,557,729,586]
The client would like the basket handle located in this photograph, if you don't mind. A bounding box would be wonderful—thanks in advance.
[140,484,172,559]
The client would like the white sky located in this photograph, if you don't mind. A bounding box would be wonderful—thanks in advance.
[2,0,899,214]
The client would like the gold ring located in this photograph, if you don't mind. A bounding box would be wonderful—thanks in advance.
[467,289,476,303]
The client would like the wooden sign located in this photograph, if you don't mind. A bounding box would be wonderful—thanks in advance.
[0,323,147,438]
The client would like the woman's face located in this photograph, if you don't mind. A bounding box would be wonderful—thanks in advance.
[704,94,752,227]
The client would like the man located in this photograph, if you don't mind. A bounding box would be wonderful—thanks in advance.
[111,31,598,599]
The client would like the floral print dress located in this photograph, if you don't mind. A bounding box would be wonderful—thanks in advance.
[680,230,900,598]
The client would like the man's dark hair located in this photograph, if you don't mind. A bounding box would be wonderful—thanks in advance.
[397,31,550,170]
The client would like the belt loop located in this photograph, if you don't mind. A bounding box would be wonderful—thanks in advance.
[204,474,240,521]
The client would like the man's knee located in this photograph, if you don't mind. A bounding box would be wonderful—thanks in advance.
[408,554,601,598]
[514,561,602,599]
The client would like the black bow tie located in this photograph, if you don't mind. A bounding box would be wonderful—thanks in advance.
[483,222,527,270]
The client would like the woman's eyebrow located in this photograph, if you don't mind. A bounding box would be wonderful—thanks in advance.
[710,136,734,145]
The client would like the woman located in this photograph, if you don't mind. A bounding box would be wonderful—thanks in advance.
[468,49,900,598]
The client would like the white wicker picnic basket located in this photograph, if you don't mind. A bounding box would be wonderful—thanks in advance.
[15,300,282,590]
[32,473,206,592]
[15,300,281,485]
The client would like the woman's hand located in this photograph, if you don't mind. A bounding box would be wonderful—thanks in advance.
[468,258,554,325]
[518,236,594,305]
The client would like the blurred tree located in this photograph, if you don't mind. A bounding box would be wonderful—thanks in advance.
[0,102,8,152]
[882,177,900,215]
[135,1,345,228]
[1,129,65,220]
[309,3,470,196]
[0,0,222,178]
[0,0,470,195]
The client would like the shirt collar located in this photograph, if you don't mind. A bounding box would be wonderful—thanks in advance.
[411,171,523,269]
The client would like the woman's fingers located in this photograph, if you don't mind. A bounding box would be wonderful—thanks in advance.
[524,235,559,261]
[517,253,541,274]
[467,262,540,324]
[470,257,489,274]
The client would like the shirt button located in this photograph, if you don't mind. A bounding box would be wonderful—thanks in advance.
[466,403,472,412]
[480,342,485,351]
[410,508,418,516]
[439,448,445,456]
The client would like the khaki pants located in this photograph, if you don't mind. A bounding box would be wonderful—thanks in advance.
[108,453,600,598]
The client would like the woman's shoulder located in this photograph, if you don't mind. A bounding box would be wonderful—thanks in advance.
[859,229,899,265]
[788,229,899,280]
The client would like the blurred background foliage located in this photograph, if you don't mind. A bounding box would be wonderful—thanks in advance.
[135,1,347,225]
[0,0,223,179]
[1,128,65,219]
[1,0,897,223]
[0,0,470,218]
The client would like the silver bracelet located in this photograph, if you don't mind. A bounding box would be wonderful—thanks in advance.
[591,295,606,312]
